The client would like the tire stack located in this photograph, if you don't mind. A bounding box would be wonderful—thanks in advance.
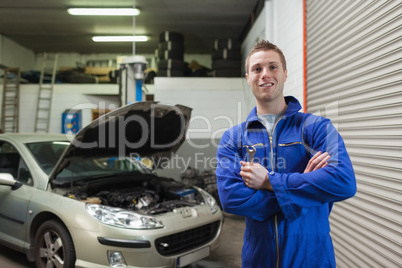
[212,38,242,77]
[156,31,186,77]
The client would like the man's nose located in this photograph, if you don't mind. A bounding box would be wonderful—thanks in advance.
[261,67,270,78]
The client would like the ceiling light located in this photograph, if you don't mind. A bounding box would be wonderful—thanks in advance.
[67,8,140,16]
[92,36,148,42]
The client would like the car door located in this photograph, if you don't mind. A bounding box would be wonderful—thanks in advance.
[0,141,35,249]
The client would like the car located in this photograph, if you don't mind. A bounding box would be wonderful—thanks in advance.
[0,102,223,268]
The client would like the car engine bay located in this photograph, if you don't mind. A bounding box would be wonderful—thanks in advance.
[61,174,204,215]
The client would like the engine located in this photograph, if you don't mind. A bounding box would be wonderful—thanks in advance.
[64,175,203,215]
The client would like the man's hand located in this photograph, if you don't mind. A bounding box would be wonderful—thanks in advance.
[304,151,330,173]
[240,161,273,191]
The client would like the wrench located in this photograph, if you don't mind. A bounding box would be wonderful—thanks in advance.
[247,146,256,165]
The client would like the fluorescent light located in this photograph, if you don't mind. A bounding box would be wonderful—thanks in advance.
[92,36,148,42]
[67,8,140,16]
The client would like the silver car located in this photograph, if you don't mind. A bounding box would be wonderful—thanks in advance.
[0,102,223,268]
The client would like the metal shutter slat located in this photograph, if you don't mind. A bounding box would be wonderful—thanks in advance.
[306,0,402,267]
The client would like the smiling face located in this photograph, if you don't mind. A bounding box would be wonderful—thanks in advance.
[246,50,288,113]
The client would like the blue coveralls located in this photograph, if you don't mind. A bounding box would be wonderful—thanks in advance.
[216,96,356,267]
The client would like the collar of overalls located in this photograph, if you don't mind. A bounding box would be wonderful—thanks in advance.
[245,96,302,129]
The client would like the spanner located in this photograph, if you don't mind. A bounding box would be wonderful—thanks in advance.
[247,146,256,165]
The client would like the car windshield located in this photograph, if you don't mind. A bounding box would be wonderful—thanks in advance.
[26,141,153,184]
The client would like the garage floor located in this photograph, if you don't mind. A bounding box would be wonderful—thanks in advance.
[0,212,245,268]
[187,212,244,268]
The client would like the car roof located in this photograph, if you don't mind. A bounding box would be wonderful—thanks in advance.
[0,133,69,144]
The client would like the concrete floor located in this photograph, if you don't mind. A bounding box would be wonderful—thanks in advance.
[0,212,245,268]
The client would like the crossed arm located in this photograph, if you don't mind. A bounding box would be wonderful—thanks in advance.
[240,151,331,191]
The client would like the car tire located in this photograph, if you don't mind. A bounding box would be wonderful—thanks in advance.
[158,41,184,51]
[213,38,240,50]
[157,69,185,77]
[213,69,242,77]
[159,31,184,43]
[158,59,186,70]
[212,49,241,61]
[34,220,76,268]
[157,49,184,61]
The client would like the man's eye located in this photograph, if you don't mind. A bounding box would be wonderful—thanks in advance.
[253,67,261,72]
[270,66,277,70]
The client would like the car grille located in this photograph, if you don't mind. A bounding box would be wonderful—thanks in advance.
[155,220,220,256]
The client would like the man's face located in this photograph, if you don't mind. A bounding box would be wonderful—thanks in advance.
[246,50,287,105]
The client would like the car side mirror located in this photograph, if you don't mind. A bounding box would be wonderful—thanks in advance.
[0,173,22,190]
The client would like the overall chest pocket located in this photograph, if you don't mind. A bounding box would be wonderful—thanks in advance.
[277,140,309,173]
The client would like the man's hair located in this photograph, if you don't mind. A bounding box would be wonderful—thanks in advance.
[245,40,287,74]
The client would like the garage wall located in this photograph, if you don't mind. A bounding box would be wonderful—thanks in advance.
[265,0,305,108]
[240,0,305,112]
[241,5,266,75]
[154,77,251,178]
[306,1,402,267]
[0,84,119,133]
[0,34,35,71]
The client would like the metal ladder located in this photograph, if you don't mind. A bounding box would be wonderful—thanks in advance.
[1,68,20,133]
[34,53,58,133]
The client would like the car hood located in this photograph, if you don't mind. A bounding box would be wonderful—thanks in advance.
[48,102,192,182]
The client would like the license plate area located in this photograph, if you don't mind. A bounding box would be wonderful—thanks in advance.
[176,247,210,267]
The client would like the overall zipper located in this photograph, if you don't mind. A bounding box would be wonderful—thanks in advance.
[275,215,279,268]
[263,115,283,268]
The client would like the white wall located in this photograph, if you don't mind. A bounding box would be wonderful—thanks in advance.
[154,77,251,141]
[242,6,267,74]
[267,0,304,108]
[241,1,305,110]
[0,34,35,71]
[0,84,119,133]
[153,77,251,178]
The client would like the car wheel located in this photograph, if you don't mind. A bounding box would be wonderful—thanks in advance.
[34,220,76,268]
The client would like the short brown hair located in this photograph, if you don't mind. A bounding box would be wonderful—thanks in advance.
[245,40,287,74]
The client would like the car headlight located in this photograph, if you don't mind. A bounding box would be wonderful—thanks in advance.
[197,188,219,214]
[86,204,164,229]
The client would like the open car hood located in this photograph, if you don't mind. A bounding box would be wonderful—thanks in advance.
[48,102,192,182]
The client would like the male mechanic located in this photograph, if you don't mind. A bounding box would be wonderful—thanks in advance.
[216,40,356,267]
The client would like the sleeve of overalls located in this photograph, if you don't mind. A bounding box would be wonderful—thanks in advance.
[216,126,281,221]
[269,116,357,220]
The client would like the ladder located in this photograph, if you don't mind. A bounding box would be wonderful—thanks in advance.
[34,53,58,133]
[1,68,20,133]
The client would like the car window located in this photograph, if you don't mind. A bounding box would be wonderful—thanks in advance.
[59,156,149,177]
[26,141,69,175]
[52,156,152,186]
[0,141,33,186]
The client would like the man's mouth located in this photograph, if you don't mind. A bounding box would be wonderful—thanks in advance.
[260,83,274,87]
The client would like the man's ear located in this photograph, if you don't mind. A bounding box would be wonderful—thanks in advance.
[246,73,251,85]
[284,69,288,82]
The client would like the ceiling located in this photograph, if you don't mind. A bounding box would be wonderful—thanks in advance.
[0,0,261,55]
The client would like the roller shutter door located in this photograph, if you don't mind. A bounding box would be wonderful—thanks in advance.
[306,1,402,267]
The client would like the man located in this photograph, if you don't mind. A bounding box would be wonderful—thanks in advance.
[216,40,356,267]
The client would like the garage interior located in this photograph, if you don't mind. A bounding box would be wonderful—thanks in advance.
[0,0,401,268]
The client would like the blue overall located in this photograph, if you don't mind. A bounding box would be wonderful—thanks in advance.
[216,96,356,267]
